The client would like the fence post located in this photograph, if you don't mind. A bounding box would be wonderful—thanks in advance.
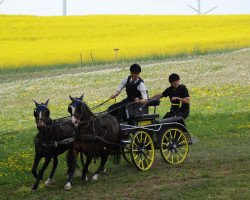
[90,52,94,62]
[80,52,83,67]
[114,48,119,65]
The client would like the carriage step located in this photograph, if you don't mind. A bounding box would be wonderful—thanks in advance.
[120,140,131,145]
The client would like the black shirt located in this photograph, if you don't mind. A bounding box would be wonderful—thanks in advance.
[162,84,190,113]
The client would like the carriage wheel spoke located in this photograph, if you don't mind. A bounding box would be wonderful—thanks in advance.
[146,155,153,161]
[133,142,139,149]
[163,149,170,153]
[136,135,140,144]
[177,151,184,158]
[165,152,171,160]
[169,131,173,139]
[177,134,182,142]
[179,140,187,145]
[163,135,170,142]
[177,154,180,163]
[141,159,145,169]
[174,130,177,140]
[171,154,174,163]
[144,134,148,143]
[134,154,139,160]
[162,142,169,147]
[145,141,152,147]
[180,147,188,151]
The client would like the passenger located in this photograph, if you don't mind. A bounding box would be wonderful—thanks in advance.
[151,73,190,119]
[107,63,148,122]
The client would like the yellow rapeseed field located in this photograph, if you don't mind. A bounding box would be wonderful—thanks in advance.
[0,15,250,69]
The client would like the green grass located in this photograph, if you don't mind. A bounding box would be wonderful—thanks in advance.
[0,49,249,199]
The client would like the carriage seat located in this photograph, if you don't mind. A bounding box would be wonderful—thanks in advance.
[130,113,159,121]
[160,116,184,123]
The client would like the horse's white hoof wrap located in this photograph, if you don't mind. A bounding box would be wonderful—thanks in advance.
[101,168,107,173]
[85,176,88,181]
[92,174,99,180]
[45,178,54,186]
[64,182,72,190]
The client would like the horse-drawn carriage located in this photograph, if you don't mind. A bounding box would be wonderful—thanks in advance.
[118,99,192,171]
[32,96,192,190]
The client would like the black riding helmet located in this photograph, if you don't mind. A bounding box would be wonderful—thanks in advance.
[169,73,180,82]
[130,63,141,73]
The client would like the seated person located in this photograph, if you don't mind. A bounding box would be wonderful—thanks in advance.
[107,63,148,122]
[151,73,190,120]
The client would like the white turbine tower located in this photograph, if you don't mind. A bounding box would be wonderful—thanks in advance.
[0,0,5,5]
[63,0,67,16]
[187,0,219,15]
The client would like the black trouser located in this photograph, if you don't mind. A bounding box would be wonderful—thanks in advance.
[107,98,133,122]
[163,110,189,120]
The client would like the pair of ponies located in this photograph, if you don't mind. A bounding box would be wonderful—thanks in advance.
[32,95,120,191]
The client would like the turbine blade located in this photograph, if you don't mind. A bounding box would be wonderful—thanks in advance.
[186,4,199,13]
[203,5,219,15]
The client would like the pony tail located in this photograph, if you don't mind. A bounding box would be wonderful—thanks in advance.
[113,144,121,165]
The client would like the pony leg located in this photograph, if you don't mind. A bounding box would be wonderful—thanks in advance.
[80,152,85,168]
[64,149,79,190]
[45,156,58,186]
[31,153,42,179]
[31,157,52,191]
[92,152,109,181]
[82,155,92,181]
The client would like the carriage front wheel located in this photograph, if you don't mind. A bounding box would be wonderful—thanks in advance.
[160,128,189,165]
[130,130,155,171]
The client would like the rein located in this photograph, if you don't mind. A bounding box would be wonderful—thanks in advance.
[106,103,127,114]
[91,98,111,110]
[36,119,72,148]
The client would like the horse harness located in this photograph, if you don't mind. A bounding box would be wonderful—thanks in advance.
[35,120,74,149]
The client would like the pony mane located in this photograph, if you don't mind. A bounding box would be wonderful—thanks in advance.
[75,99,94,116]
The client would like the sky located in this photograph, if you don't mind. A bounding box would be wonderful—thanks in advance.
[0,0,249,16]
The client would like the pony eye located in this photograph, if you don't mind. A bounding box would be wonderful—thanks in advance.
[46,109,50,116]
[68,106,72,113]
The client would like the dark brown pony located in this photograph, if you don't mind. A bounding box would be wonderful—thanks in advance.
[32,100,83,190]
[64,95,120,190]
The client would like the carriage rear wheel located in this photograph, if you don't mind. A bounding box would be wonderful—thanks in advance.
[122,139,132,164]
[160,128,189,165]
[130,130,155,171]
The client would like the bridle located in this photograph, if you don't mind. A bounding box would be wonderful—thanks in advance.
[34,105,50,127]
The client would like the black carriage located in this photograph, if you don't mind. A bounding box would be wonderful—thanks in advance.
[119,99,192,171]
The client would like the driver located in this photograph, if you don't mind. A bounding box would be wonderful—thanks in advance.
[151,73,190,119]
[107,63,148,122]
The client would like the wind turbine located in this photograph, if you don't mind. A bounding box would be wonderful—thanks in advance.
[62,0,67,16]
[0,0,5,5]
[187,0,219,15]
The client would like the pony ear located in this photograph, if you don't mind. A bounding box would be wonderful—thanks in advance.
[33,100,39,107]
[45,99,49,106]
[79,94,84,101]
[69,95,75,102]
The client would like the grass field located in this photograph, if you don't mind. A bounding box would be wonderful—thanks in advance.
[0,48,249,199]
[0,15,250,70]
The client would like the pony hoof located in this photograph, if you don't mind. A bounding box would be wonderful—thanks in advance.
[92,174,99,181]
[31,187,37,191]
[64,182,72,190]
[45,178,54,186]
[101,168,107,173]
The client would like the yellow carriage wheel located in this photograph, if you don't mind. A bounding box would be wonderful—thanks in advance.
[130,130,155,171]
[160,128,189,165]
[122,141,132,164]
